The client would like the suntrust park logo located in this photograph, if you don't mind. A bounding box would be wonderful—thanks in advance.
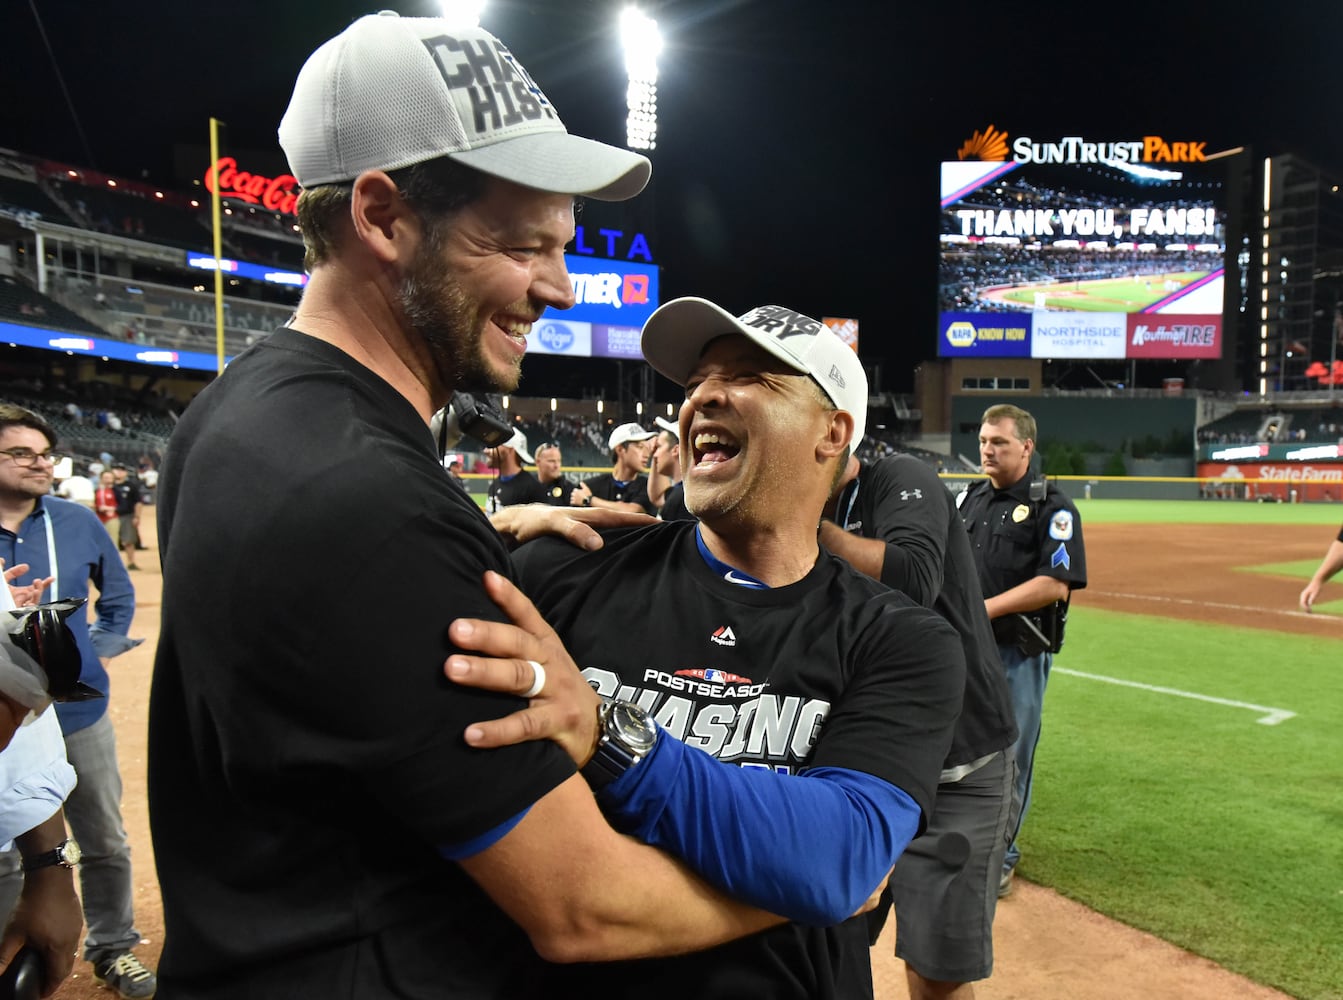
[958,124,1209,164]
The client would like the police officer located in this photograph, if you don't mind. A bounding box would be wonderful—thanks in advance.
[958,403,1087,899]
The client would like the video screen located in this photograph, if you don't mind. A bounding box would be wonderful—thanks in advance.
[938,158,1227,359]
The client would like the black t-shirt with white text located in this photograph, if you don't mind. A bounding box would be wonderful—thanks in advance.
[514,521,964,999]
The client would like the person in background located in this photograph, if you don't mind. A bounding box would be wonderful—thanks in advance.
[94,471,117,527]
[1298,526,1343,611]
[820,451,1017,999]
[957,403,1087,898]
[109,466,142,571]
[571,423,656,514]
[0,404,150,999]
[534,442,576,507]
[646,415,691,520]
[484,429,544,513]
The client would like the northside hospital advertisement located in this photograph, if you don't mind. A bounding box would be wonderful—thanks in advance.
[938,129,1228,361]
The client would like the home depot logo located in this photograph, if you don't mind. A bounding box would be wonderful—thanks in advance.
[957,125,1209,164]
[709,625,737,647]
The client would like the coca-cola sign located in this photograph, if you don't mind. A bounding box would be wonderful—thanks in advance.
[203,157,299,215]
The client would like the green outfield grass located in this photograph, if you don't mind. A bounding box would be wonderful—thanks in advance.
[1074,497,1343,525]
[1022,498,1343,998]
[1000,271,1209,312]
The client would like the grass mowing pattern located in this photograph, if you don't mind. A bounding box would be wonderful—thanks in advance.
[1027,608,1343,998]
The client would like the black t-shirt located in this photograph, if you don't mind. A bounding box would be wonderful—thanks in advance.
[584,471,657,514]
[958,473,1089,599]
[658,480,693,521]
[485,469,546,512]
[150,328,574,999]
[513,521,964,1000]
[840,456,1016,769]
[111,477,142,515]
[537,475,577,506]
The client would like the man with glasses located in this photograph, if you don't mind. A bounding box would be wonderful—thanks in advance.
[0,404,154,999]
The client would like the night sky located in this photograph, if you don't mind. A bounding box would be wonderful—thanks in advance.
[6,0,1343,393]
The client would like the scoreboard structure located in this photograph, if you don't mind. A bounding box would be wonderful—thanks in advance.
[938,127,1237,362]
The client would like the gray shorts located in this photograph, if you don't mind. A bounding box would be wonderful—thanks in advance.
[887,749,1017,983]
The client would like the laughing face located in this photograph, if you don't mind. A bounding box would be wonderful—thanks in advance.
[679,335,839,524]
[403,177,576,396]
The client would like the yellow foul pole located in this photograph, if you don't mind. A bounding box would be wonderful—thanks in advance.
[209,117,226,375]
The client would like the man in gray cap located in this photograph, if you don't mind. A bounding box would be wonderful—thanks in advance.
[149,14,782,999]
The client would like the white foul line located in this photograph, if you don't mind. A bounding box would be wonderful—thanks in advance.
[1089,590,1343,622]
[1053,668,1297,726]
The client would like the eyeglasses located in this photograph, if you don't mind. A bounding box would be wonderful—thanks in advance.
[0,447,68,467]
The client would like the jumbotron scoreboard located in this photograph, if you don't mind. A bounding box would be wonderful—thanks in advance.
[938,126,1234,361]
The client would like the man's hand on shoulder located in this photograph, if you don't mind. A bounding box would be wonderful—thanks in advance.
[446,571,603,765]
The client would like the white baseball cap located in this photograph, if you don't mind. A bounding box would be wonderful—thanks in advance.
[653,416,679,440]
[278,12,650,200]
[608,422,656,451]
[499,428,534,464]
[641,298,868,448]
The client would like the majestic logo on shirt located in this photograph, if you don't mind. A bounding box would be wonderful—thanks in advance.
[675,668,754,685]
[709,625,738,647]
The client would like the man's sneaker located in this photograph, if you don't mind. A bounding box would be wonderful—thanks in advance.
[997,867,1016,898]
[94,952,157,999]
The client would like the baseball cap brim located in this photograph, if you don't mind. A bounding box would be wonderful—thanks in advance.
[452,132,650,201]
[641,296,867,447]
[642,297,810,386]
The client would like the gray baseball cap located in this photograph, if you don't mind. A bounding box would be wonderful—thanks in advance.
[279,12,650,200]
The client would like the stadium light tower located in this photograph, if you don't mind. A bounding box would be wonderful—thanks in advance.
[621,7,661,151]
[439,0,485,28]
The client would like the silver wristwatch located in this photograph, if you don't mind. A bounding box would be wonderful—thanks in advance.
[580,699,659,790]
[21,838,81,872]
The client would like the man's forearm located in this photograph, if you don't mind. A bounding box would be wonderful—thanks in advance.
[460,774,784,964]
[985,575,1069,619]
[601,735,917,925]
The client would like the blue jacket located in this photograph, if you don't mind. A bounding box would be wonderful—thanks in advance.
[1,496,137,734]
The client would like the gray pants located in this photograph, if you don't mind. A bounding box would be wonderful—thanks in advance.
[0,713,141,964]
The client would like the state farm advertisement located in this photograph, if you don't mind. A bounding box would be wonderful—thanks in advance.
[1198,461,1343,501]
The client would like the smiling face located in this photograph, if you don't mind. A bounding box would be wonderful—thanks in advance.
[679,334,842,526]
[402,177,577,396]
[0,426,58,503]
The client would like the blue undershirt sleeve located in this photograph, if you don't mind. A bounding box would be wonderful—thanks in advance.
[599,731,921,926]
[436,805,531,861]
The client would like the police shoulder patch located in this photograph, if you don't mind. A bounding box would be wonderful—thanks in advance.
[1049,509,1074,540]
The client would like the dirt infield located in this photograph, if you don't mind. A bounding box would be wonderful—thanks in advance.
[51,518,1323,998]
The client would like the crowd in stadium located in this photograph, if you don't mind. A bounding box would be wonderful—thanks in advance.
[939,245,1223,312]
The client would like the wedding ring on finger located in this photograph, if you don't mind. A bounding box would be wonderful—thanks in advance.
[523,659,546,698]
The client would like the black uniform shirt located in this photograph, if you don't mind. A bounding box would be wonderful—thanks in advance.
[840,455,1016,769]
[957,472,1088,600]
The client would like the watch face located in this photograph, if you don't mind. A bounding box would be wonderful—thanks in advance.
[59,840,81,866]
[610,702,657,753]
